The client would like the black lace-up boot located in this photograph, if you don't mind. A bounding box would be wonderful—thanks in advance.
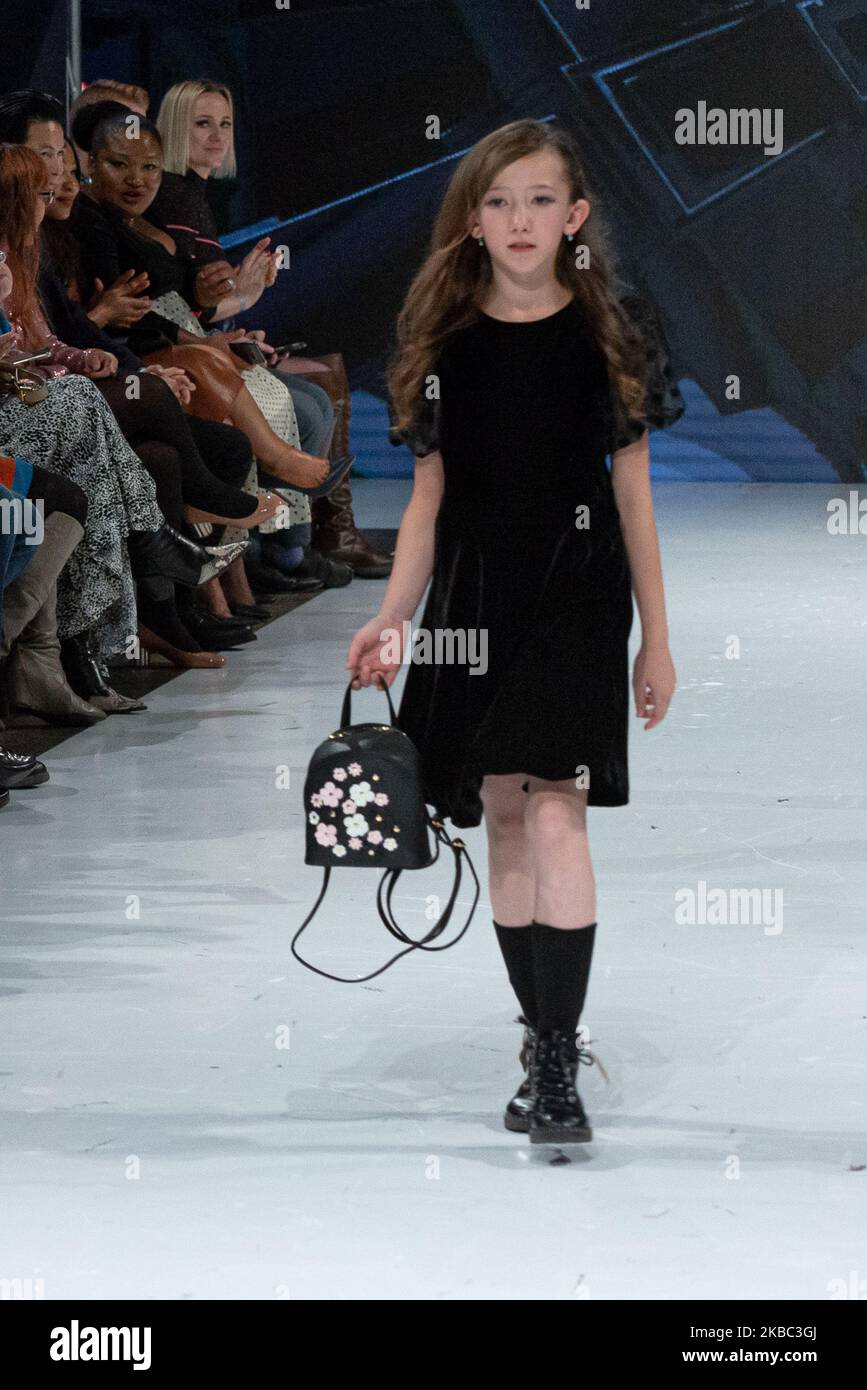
[0,745,49,790]
[503,1014,538,1132]
[527,1028,600,1145]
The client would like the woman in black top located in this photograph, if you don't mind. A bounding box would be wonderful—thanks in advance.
[40,138,275,532]
[71,103,345,499]
[150,79,393,579]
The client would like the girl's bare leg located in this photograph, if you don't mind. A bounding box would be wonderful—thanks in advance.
[524,777,595,928]
[480,772,535,924]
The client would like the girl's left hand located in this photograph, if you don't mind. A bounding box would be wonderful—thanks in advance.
[633,642,676,730]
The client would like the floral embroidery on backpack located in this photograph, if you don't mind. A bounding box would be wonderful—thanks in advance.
[306,763,399,857]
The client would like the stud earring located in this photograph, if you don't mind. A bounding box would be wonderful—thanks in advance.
[565,233,575,243]
[477,235,485,248]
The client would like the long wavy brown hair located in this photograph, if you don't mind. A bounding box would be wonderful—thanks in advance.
[388,118,646,436]
[0,143,48,345]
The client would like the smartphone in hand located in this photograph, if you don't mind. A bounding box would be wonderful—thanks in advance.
[229,340,268,367]
[271,341,308,357]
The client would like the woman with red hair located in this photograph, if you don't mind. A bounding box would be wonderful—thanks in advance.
[0,141,168,672]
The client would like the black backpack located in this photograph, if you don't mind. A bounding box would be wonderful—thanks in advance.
[291,675,479,981]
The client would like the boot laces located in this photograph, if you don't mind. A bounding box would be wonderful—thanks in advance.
[576,1039,610,1085]
[533,1031,610,1096]
[515,1018,609,1085]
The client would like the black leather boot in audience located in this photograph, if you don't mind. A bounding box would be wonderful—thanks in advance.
[59,631,145,713]
[135,576,223,670]
[127,524,246,589]
[60,632,110,700]
[0,746,50,790]
[244,554,324,595]
[229,603,272,622]
[177,601,257,651]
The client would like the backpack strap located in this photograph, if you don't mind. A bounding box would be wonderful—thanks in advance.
[376,812,479,952]
[290,813,480,983]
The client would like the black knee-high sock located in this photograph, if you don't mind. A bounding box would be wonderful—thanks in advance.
[493,921,537,1025]
[532,920,597,1034]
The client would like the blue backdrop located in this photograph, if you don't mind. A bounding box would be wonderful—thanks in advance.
[72,0,867,482]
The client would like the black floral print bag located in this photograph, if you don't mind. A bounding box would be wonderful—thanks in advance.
[291,675,479,981]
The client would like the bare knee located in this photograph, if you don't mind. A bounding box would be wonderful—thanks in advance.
[480,777,527,842]
[525,783,588,841]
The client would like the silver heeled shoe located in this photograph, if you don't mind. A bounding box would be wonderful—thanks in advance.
[198,540,249,584]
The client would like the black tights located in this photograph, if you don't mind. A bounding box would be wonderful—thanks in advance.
[95,375,257,528]
[26,463,88,527]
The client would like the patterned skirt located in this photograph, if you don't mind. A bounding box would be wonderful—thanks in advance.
[0,375,162,657]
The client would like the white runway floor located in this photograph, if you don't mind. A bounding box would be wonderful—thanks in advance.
[1,479,865,1301]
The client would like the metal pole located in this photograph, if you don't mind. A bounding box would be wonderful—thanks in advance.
[66,0,82,120]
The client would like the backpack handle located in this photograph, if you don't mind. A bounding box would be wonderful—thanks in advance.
[340,672,398,730]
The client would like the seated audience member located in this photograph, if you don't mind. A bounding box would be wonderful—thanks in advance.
[0,140,264,679]
[154,78,391,579]
[72,102,352,503]
[69,79,149,170]
[38,136,312,633]
[1,89,290,643]
[0,139,225,691]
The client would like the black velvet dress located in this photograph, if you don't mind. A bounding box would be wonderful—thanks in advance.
[388,286,685,830]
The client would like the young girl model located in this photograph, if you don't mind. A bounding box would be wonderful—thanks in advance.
[346,119,684,1146]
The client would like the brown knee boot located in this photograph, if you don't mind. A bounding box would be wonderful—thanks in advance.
[294,354,393,579]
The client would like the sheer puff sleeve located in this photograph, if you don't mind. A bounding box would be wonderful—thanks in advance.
[607,285,685,455]
[387,373,442,458]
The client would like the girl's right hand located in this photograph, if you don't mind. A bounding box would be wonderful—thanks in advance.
[346,614,405,689]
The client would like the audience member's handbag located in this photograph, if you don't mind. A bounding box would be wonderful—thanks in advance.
[0,345,53,405]
[291,674,479,981]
